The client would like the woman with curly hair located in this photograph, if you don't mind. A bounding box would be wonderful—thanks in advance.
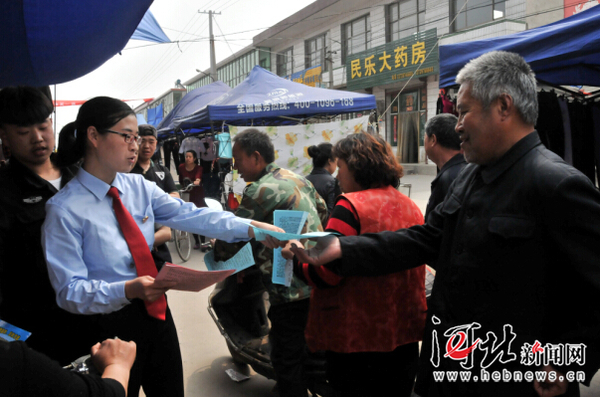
[287,132,427,397]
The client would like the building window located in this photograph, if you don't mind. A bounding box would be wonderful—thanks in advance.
[342,15,371,64]
[305,33,328,71]
[451,0,505,32]
[387,0,425,42]
[277,47,294,77]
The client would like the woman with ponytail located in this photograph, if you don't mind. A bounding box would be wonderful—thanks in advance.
[41,97,281,397]
[306,142,341,219]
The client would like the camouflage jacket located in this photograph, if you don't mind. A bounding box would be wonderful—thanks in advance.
[215,163,327,306]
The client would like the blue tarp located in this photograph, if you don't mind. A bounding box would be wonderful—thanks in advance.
[0,1,165,87]
[439,5,600,88]
[156,81,231,138]
[174,66,376,129]
[131,10,170,44]
[147,104,164,127]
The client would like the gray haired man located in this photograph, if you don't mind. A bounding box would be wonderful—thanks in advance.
[291,51,600,397]
[423,113,466,221]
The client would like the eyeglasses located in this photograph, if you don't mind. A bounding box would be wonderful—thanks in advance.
[104,129,142,145]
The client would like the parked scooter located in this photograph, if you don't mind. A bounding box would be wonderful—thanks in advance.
[208,268,333,396]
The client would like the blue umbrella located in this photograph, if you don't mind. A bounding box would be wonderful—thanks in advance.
[1,0,155,87]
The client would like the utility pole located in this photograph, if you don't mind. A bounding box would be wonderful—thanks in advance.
[198,10,221,83]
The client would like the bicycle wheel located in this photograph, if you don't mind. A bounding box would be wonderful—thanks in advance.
[174,229,191,262]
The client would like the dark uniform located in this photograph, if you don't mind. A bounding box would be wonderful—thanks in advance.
[425,152,467,222]
[0,157,92,364]
[130,160,177,264]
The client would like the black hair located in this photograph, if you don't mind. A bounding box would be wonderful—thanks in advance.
[60,97,135,167]
[232,128,275,164]
[307,142,334,168]
[55,121,78,167]
[185,150,198,164]
[0,86,54,127]
[424,114,461,151]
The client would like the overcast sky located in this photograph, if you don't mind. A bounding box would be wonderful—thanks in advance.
[54,0,315,132]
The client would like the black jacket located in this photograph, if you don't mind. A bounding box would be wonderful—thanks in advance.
[329,132,600,396]
[0,341,125,397]
[0,157,92,364]
[425,152,467,222]
[306,167,341,218]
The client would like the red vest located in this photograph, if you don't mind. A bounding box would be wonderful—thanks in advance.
[305,185,427,353]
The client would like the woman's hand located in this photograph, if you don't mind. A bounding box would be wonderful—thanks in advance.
[282,239,302,259]
[124,276,176,302]
[290,235,342,266]
[193,178,201,186]
[248,221,286,248]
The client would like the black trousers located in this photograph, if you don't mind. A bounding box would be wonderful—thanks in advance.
[268,298,310,397]
[326,342,419,397]
[90,299,184,397]
[162,140,180,173]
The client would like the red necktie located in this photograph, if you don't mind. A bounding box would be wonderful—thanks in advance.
[107,187,167,320]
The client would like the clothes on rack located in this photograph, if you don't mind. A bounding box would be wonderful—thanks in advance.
[535,90,600,185]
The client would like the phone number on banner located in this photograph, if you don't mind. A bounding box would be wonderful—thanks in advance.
[237,98,355,114]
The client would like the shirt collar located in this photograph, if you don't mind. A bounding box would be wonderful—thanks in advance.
[77,168,127,200]
[8,155,63,190]
[310,167,330,175]
[480,131,541,184]
[432,152,466,183]
[265,162,280,173]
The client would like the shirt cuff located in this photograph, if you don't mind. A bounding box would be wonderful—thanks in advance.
[111,280,131,308]
[234,217,253,240]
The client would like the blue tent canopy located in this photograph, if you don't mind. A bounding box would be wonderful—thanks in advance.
[439,5,600,88]
[131,10,170,44]
[174,66,376,129]
[0,1,166,87]
[156,81,231,138]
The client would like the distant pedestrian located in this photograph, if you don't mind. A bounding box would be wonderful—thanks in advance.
[423,113,466,222]
[306,142,341,221]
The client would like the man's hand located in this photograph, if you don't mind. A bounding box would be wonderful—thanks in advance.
[124,276,176,302]
[533,365,568,397]
[91,338,136,391]
[289,235,341,266]
[153,226,171,246]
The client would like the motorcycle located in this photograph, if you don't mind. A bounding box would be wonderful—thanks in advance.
[207,267,333,396]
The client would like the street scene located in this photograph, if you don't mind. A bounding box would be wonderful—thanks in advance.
[2,0,600,396]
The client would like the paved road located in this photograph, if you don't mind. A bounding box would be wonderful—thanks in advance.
[164,246,277,397]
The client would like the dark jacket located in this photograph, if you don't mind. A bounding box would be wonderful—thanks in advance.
[425,152,467,222]
[0,157,92,364]
[329,132,600,396]
[131,160,177,264]
[306,167,341,217]
[0,341,125,397]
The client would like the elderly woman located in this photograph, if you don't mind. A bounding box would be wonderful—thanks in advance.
[287,133,427,397]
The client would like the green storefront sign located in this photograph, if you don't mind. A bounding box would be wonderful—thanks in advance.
[346,28,438,91]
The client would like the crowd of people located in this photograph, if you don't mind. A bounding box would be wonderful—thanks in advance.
[0,50,599,397]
